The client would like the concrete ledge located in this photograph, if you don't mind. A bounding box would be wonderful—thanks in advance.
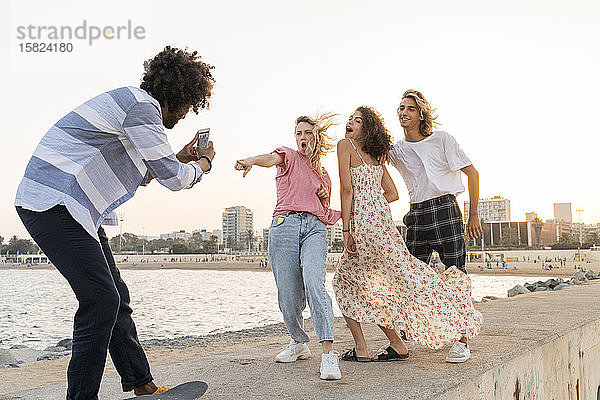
[437,299,600,399]
[3,282,600,400]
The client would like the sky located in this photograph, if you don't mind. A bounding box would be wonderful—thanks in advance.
[1,0,599,241]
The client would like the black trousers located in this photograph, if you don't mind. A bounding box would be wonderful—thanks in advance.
[16,205,152,400]
[403,194,467,273]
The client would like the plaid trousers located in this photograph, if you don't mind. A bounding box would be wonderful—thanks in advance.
[403,194,467,273]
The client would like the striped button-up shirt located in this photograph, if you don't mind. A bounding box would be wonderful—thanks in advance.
[15,86,203,242]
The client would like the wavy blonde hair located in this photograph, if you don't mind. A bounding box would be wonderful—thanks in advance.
[295,112,337,177]
[400,89,439,136]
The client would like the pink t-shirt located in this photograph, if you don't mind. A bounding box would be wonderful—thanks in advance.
[272,147,341,225]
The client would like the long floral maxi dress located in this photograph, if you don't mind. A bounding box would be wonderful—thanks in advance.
[332,160,483,349]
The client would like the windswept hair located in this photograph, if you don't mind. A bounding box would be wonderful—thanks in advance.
[355,106,392,163]
[295,112,338,177]
[140,46,215,113]
[400,89,439,136]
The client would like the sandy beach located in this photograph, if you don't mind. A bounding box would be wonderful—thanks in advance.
[3,259,597,278]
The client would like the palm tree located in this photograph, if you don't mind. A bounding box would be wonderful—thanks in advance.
[532,217,543,248]
[246,229,255,252]
[226,236,235,251]
[480,217,488,249]
[501,226,518,246]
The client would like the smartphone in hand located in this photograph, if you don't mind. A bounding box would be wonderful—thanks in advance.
[197,128,210,148]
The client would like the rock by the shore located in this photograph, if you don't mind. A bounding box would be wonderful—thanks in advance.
[584,270,597,280]
[37,353,61,361]
[508,285,530,297]
[56,338,73,350]
[482,296,500,302]
[534,286,549,292]
[544,278,563,289]
[1,344,72,366]
[0,348,18,366]
[43,345,67,352]
[142,322,289,350]
[554,283,571,291]
[573,271,588,282]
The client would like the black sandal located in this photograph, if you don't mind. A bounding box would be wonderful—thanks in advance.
[373,345,409,362]
[341,347,371,362]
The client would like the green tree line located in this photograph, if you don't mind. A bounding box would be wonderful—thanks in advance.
[108,232,220,254]
[0,235,40,255]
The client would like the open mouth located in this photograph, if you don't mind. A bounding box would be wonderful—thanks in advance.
[346,126,353,133]
[301,142,307,150]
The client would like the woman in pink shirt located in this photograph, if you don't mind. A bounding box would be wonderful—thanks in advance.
[235,113,342,380]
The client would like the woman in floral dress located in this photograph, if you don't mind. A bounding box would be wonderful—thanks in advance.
[333,106,482,362]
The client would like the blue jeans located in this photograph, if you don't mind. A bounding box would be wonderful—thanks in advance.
[16,206,153,400]
[268,212,334,343]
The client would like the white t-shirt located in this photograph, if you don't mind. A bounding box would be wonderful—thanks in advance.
[389,131,471,204]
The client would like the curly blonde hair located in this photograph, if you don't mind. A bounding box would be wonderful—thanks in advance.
[400,89,439,136]
[295,112,337,177]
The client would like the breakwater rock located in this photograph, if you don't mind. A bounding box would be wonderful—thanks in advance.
[0,338,73,367]
[507,269,599,298]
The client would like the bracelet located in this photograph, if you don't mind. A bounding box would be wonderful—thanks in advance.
[198,156,212,173]
[342,229,350,232]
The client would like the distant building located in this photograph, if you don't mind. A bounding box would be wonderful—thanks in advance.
[464,196,510,223]
[467,210,576,248]
[253,229,264,252]
[192,228,223,242]
[159,230,192,241]
[469,221,531,247]
[553,203,572,223]
[326,222,343,248]
[525,212,539,222]
[212,229,223,244]
[222,206,254,249]
[545,219,573,240]
[262,228,270,252]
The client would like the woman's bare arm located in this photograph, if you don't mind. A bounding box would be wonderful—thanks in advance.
[234,153,283,177]
[337,139,357,255]
[381,165,399,203]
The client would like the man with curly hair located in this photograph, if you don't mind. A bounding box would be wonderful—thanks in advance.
[389,89,482,363]
[15,46,215,399]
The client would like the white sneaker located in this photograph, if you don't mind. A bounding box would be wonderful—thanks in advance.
[275,339,311,363]
[446,341,471,363]
[320,351,341,380]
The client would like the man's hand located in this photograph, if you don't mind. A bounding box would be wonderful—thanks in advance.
[177,132,201,163]
[466,215,482,240]
[315,184,329,207]
[196,141,215,162]
[234,159,254,177]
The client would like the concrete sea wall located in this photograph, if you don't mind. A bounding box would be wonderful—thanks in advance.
[438,283,600,400]
[438,318,600,400]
